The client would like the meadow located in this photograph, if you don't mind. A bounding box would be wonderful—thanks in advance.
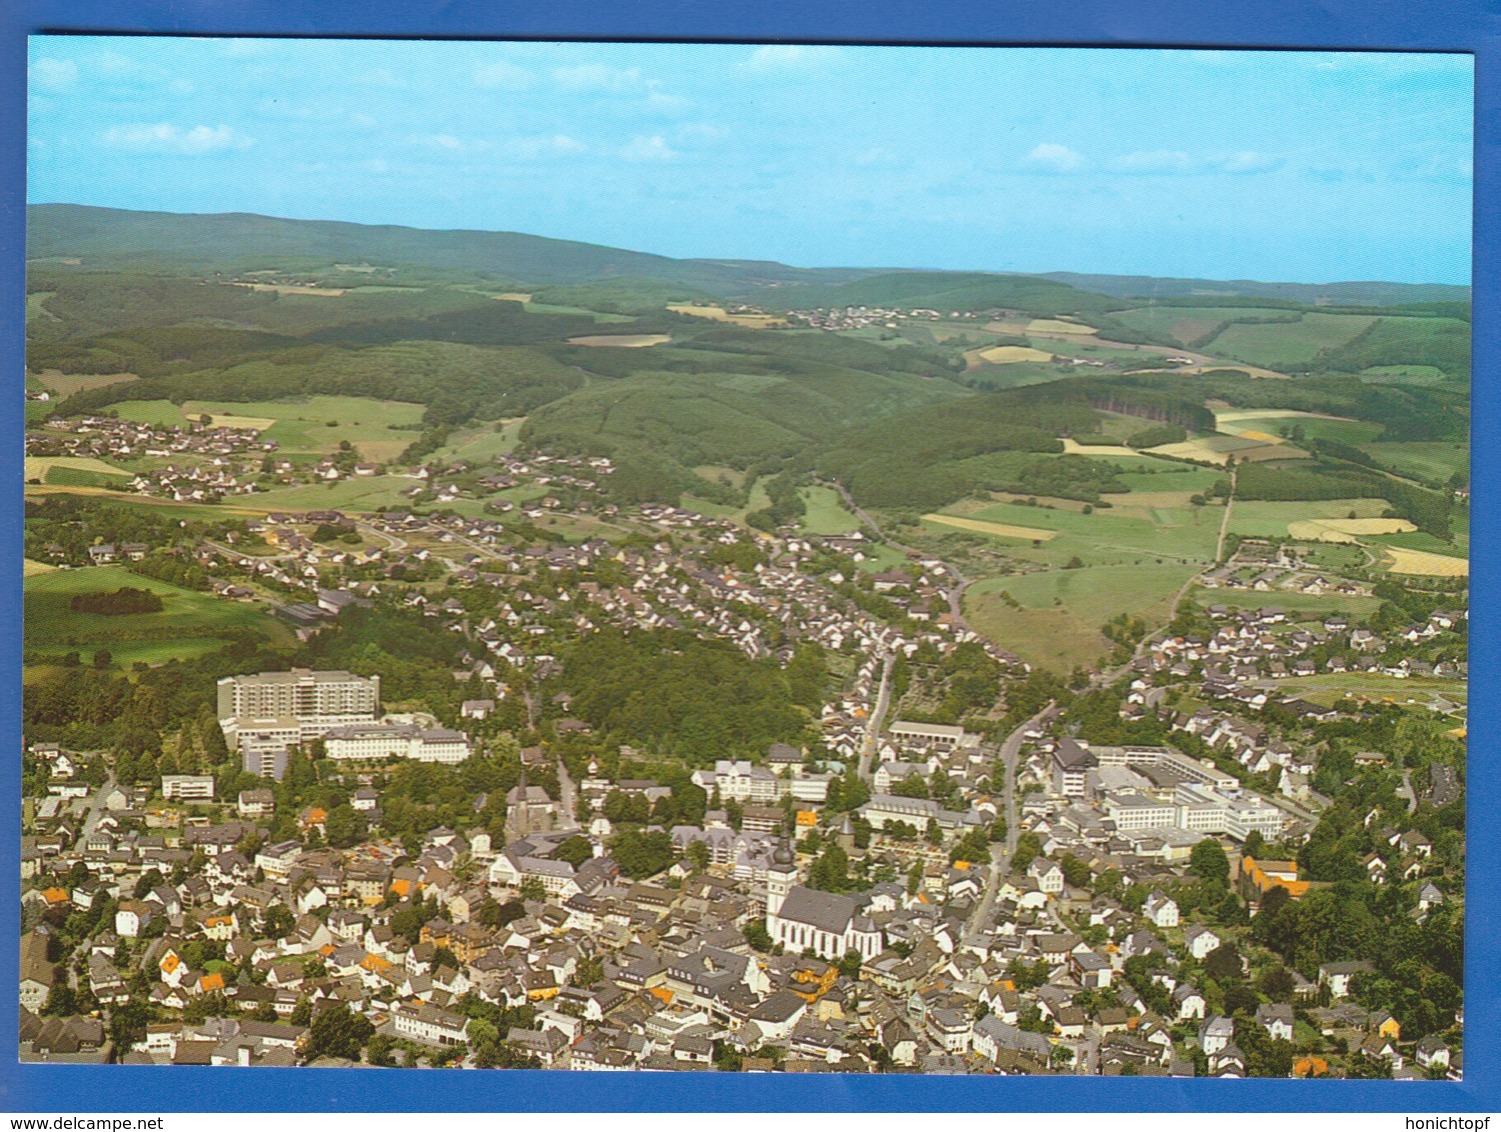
[1112,306,1300,347]
[966,561,1197,672]
[24,565,291,665]
[1203,312,1377,370]
[112,394,427,461]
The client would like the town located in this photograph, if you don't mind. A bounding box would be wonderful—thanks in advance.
[21,466,1465,1078]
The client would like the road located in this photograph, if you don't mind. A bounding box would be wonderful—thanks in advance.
[80,769,116,838]
[555,756,581,831]
[962,702,1054,945]
[856,652,896,784]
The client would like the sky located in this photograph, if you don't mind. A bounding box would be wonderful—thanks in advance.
[26,38,1475,284]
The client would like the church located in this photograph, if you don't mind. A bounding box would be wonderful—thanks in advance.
[764,841,883,961]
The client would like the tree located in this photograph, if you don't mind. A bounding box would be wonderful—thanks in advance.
[608,829,676,879]
[1011,831,1042,873]
[684,840,711,872]
[1191,839,1231,886]
[838,949,865,980]
[307,1002,374,1061]
[554,835,594,869]
[1204,943,1243,982]
[743,918,774,953]
[42,981,74,1017]
[92,649,112,670]
[808,844,852,893]
[366,1032,396,1066]
[518,877,547,903]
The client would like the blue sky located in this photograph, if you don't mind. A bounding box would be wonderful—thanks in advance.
[27,38,1474,284]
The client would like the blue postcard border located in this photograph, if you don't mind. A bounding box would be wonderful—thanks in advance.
[0,0,1492,1112]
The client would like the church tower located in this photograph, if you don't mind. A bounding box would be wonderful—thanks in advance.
[766,837,796,919]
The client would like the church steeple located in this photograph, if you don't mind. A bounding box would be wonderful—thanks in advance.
[766,833,796,919]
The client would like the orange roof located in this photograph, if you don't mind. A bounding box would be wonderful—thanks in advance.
[42,887,69,904]
[953,860,971,870]
[304,807,328,824]
[1294,1056,1329,1078]
[389,878,414,897]
[361,954,392,972]
[161,954,180,974]
[198,973,225,993]
[647,986,675,1005]
[795,811,817,827]
[318,943,337,957]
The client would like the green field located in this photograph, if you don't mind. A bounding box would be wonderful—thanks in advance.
[24,566,290,664]
[245,475,422,513]
[1271,672,1466,710]
[798,486,862,535]
[1188,584,1382,619]
[1363,441,1469,485]
[967,562,1196,672]
[433,420,525,463]
[1113,306,1300,347]
[940,496,1221,567]
[112,395,426,461]
[1219,415,1385,447]
[1227,498,1390,538]
[1204,312,1377,370]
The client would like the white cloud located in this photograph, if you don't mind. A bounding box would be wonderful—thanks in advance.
[99,123,253,155]
[1108,149,1197,175]
[1107,149,1282,175]
[554,64,643,92]
[413,133,492,154]
[506,134,588,158]
[620,134,677,162]
[742,44,840,73]
[1021,143,1086,173]
[473,60,533,90]
[29,57,77,92]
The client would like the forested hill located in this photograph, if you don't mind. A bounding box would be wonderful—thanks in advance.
[1040,271,1470,308]
[25,204,882,293]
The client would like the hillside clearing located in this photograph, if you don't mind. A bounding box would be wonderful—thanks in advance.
[1287,517,1417,542]
[567,334,672,348]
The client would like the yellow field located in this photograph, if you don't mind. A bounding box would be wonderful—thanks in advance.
[984,320,1031,336]
[1239,430,1282,443]
[23,559,57,577]
[567,334,672,348]
[32,370,139,397]
[492,292,534,303]
[1384,547,1468,577]
[1215,408,1358,428]
[1288,517,1417,542]
[922,513,1058,540]
[975,345,1055,365]
[667,304,788,328]
[1027,318,1095,335]
[1060,437,1138,458]
[24,456,131,480]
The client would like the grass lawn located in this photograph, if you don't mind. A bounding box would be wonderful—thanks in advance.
[24,566,291,662]
[799,486,862,536]
[1113,306,1299,347]
[966,562,1196,672]
[1217,414,1384,447]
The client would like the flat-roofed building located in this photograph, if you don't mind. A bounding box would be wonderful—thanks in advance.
[218,668,379,750]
